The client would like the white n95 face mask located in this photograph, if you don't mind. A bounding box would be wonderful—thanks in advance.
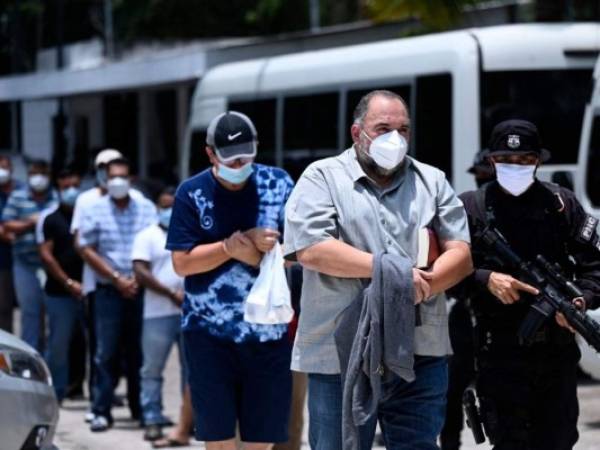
[107,177,130,199]
[363,130,408,170]
[29,174,50,192]
[0,168,10,184]
[494,163,536,196]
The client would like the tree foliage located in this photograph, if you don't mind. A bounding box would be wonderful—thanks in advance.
[365,0,483,30]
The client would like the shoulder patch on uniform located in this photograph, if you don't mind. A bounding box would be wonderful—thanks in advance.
[580,215,599,242]
[594,235,600,252]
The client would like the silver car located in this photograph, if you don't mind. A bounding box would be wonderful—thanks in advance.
[0,329,59,450]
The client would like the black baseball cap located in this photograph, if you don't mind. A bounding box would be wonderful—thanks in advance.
[485,119,550,162]
[206,111,257,163]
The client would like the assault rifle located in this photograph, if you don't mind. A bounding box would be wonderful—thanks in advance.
[474,221,600,352]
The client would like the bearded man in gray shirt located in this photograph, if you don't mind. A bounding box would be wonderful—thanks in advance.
[283,90,472,450]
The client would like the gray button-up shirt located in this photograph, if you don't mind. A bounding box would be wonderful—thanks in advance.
[283,147,470,374]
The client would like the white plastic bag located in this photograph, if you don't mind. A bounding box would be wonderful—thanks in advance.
[244,242,294,325]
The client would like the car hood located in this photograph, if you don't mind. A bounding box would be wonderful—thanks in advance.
[0,329,37,355]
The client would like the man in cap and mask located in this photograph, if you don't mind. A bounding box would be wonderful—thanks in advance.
[167,111,295,450]
[2,159,57,351]
[453,119,600,449]
[283,90,472,449]
[78,157,157,432]
[72,148,145,422]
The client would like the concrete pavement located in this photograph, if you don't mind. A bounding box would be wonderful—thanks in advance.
[53,346,600,450]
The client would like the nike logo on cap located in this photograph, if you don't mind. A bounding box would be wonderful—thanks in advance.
[228,132,242,141]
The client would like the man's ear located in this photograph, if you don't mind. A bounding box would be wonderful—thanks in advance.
[350,123,361,145]
[206,146,218,165]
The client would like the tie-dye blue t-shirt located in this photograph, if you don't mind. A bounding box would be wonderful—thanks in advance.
[166,164,294,343]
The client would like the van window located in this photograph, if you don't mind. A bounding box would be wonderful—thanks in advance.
[481,70,593,164]
[345,85,411,148]
[229,98,277,166]
[415,74,452,179]
[586,115,600,208]
[282,92,339,180]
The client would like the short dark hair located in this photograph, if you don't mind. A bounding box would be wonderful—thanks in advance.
[28,158,50,171]
[352,90,409,125]
[160,186,176,197]
[106,157,130,173]
[155,185,176,203]
[56,167,80,180]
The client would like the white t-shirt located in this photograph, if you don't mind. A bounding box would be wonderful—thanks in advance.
[131,224,183,319]
[71,187,145,295]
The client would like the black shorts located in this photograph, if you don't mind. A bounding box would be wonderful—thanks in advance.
[183,327,292,443]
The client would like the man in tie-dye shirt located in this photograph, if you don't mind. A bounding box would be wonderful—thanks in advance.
[167,111,294,450]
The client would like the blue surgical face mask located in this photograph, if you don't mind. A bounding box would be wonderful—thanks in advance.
[217,162,253,185]
[60,186,80,207]
[158,208,172,229]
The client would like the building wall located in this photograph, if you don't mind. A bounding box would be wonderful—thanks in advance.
[21,99,57,161]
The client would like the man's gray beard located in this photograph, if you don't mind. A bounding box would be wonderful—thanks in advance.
[356,143,401,179]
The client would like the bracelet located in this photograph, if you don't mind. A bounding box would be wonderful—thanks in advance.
[111,270,121,281]
[65,278,75,287]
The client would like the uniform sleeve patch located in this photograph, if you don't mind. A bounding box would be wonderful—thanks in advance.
[594,235,600,252]
[580,215,599,242]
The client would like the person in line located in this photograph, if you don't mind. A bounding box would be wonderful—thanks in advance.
[453,119,600,450]
[283,90,472,449]
[2,159,57,350]
[72,148,143,422]
[0,155,22,333]
[78,157,157,432]
[167,111,294,450]
[37,168,84,402]
[131,186,185,441]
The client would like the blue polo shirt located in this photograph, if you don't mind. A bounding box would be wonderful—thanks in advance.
[0,181,24,271]
[166,164,294,343]
[2,187,57,265]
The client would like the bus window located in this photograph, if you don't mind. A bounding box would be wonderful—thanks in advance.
[188,129,209,175]
[415,74,452,179]
[229,98,277,166]
[283,92,338,151]
[586,115,600,208]
[345,85,411,148]
[283,92,338,180]
[481,70,593,164]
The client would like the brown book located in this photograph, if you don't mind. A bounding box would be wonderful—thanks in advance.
[417,228,441,268]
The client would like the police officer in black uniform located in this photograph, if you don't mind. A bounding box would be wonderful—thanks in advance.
[453,119,600,450]
[441,152,495,450]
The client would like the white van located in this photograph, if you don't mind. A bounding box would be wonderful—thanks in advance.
[182,23,600,197]
[575,56,600,379]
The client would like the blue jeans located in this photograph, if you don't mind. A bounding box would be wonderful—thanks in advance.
[44,294,85,401]
[308,356,448,450]
[92,284,143,420]
[12,255,45,351]
[140,314,184,425]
